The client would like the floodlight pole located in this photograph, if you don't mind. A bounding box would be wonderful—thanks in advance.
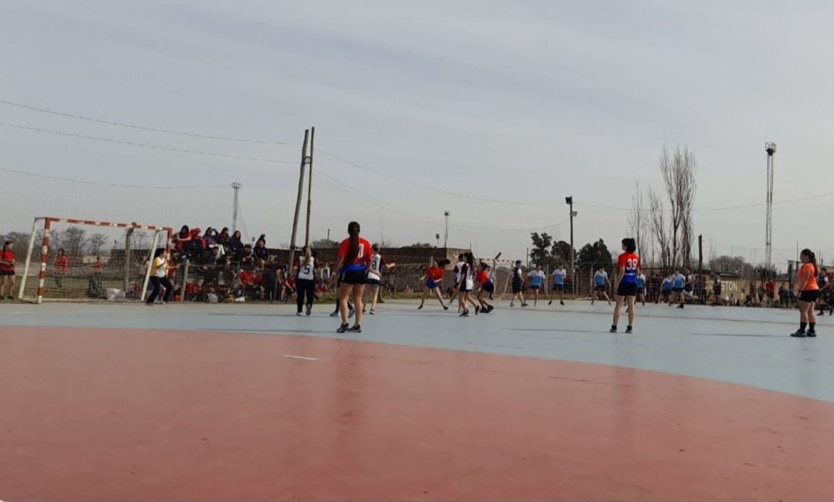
[765,142,776,273]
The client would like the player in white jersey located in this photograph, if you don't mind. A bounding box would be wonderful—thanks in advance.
[365,244,395,315]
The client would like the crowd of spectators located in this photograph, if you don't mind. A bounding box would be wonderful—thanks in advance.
[168,225,333,303]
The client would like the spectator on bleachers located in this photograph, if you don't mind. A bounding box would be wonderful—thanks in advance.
[203,228,219,247]
[254,236,269,263]
[217,227,231,248]
[238,244,256,270]
[185,228,205,260]
[174,225,192,253]
[229,230,244,256]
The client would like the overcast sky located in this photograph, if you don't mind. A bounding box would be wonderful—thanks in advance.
[3,0,834,267]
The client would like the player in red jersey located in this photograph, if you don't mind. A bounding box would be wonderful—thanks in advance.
[476,262,495,313]
[611,238,640,334]
[334,221,373,333]
[0,241,16,300]
[418,258,450,310]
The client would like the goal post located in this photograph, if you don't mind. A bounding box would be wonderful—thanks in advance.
[18,217,173,304]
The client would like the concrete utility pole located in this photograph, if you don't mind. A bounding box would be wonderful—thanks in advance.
[288,129,310,271]
[444,211,450,248]
[304,127,315,248]
[231,182,242,233]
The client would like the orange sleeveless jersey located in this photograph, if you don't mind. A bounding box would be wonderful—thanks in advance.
[799,263,819,291]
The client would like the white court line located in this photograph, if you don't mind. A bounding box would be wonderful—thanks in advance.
[283,355,318,361]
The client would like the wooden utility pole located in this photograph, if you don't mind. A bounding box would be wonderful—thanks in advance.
[304,127,315,248]
[288,129,310,271]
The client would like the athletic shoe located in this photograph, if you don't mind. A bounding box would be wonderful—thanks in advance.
[369,309,375,315]
[609,325,617,333]
[521,303,528,307]
[625,326,633,334]
[306,305,312,316]
[487,305,494,313]
[790,330,807,338]
[296,312,302,316]
[510,302,514,308]
[807,330,817,338]
[337,323,350,333]
[418,304,424,310]
[459,311,469,317]
[548,300,553,305]
[678,304,684,309]
[330,311,339,318]
[443,305,449,310]
[591,300,595,305]
[349,325,362,333]
[560,300,565,306]
[475,306,480,315]
[7,295,14,300]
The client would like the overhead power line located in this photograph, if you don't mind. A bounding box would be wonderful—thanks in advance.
[0,166,228,189]
[0,99,295,145]
[313,170,568,233]
[318,149,537,206]
[0,122,297,164]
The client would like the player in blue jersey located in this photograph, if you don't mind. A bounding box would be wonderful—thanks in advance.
[670,270,686,309]
[527,264,546,306]
[548,263,567,306]
[591,266,611,306]
[611,238,640,334]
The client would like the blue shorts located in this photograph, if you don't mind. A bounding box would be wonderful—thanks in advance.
[426,280,438,290]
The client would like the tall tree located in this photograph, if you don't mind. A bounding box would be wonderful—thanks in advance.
[529,232,554,268]
[1,232,32,257]
[551,240,575,266]
[59,226,86,257]
[659,146,697,268]
[86,232,108,257]
[627,181,649,261]
[577,239,613,272]
[647,187,669,269]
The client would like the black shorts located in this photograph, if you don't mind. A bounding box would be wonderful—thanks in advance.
[512,283,522,294]
[481,283,495,294]
[530,285,541,290]
[0,270,14,277]
[618,282,638,297]
[672,287,684,293]
[366,278,380,285]
[552,284,564,292]
[595,285,606,292]
[339,269,367,285]
[800,290,821,302]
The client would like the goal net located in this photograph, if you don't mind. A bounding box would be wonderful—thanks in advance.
[18,217,172,304]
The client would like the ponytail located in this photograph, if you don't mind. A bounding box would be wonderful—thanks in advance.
[345,221,361,264]
[801,248,818,276]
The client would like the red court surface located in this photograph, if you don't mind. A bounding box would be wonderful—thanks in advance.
[2,325,834,500]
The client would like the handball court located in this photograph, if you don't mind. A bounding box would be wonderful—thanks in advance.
[1,301,833,501]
